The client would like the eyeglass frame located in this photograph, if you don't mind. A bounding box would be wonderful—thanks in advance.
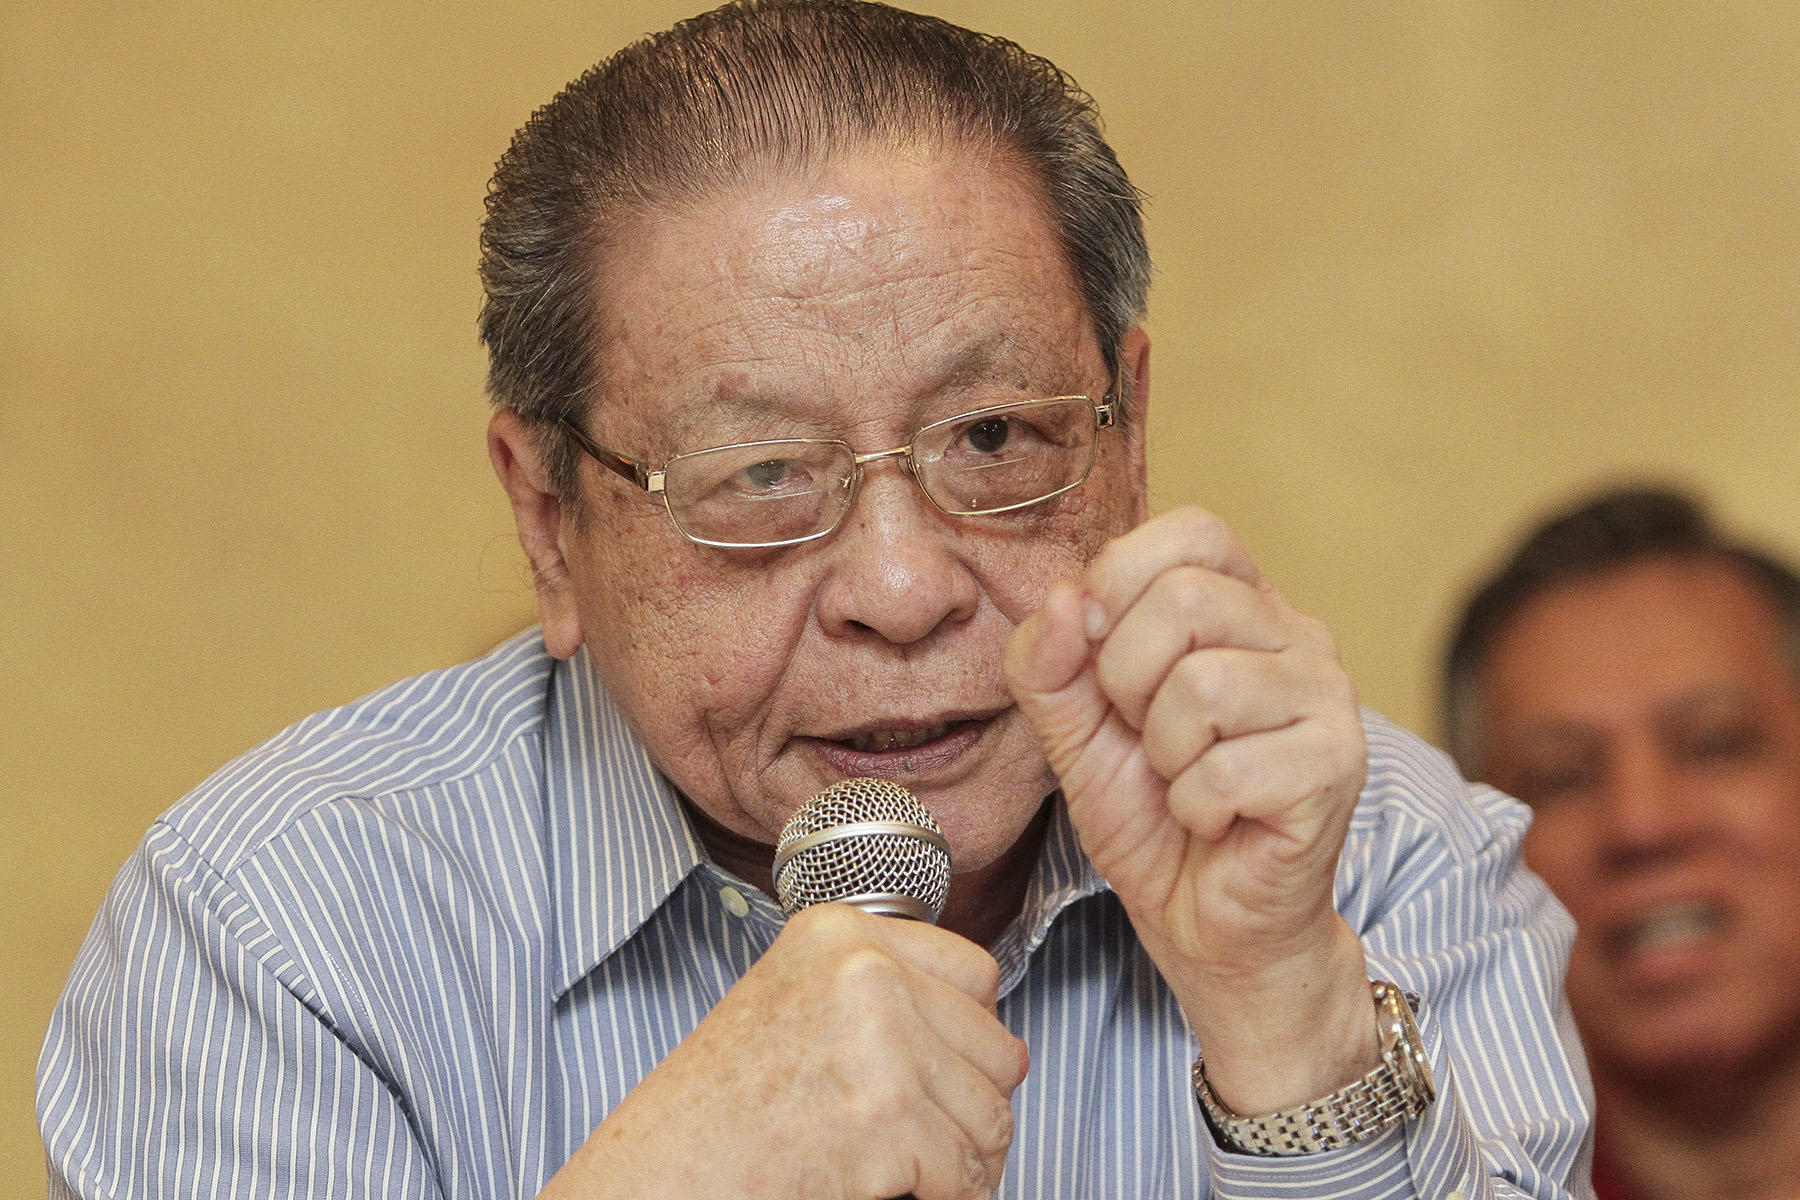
[556,387,1121,550]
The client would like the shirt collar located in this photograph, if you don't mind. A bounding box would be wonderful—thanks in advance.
[542,645,1112,1002]
[544,648,709,1001]
[990,793,1110,996]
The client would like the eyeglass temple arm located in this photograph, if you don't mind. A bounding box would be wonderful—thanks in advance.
[1102,357,1128,423]
[558,417,653,490]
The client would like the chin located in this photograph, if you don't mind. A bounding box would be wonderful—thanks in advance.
[936,789,1053,877]
[1593,996,1800,1088]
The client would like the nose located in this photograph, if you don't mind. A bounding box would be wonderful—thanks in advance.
[1595,743,1700,871]
[813,459,979,645]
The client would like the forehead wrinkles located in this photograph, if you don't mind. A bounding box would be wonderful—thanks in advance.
[720,174,1047,347]
[593,154,1085,405]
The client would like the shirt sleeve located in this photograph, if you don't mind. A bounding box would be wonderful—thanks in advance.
[36,819,443,1200]
[1202,713,1598,1200]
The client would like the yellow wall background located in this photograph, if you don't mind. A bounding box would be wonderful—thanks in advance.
[6,1,1798,1187]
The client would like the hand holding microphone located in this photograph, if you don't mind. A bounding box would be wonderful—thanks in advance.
[549,778,1025,1200]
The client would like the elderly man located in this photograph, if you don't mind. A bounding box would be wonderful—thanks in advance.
[1443,484,1800,1200]
[41,3,1589,1197]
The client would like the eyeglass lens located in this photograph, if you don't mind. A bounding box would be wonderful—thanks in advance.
[660,397,1099,547]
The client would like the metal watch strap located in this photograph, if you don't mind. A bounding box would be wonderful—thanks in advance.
[1191,980,1435,1157]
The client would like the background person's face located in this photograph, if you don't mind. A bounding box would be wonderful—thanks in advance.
[553,144,1146,882]
[1476,556,1800,1083]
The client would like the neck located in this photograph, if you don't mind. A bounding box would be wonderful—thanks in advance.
[937,801,1051,949]
[1597,1046,1800,1200]
[681,795,1050,951]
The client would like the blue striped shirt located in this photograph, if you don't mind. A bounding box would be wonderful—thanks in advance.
[38,629,1594,1198]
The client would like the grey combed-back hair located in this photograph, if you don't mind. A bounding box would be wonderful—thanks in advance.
[478,0,1150,503]
[1441,483,1800,773]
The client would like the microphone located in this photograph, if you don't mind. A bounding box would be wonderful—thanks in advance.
[772,777,952,923]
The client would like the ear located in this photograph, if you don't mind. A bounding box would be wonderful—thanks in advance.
[1120,326,1151,523]
[487,409,585,659]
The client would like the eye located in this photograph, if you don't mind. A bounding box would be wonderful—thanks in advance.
[1676,721,1765,765]
[963,417,1013,454]
[742,458,796,490]
[1510,757,1603,809]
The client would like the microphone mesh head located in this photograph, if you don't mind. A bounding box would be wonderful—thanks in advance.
[773,777,952,922]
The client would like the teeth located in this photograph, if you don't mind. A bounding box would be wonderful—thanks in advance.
[846,724,951,753]
[1619,902,1722,955]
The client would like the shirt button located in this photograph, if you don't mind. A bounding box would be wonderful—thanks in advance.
[1446,1191,1467,1200]
[720,885,751,918]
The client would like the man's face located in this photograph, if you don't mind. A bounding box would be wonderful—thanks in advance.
[544,145,1145,881]
[1474,556,1800,1083]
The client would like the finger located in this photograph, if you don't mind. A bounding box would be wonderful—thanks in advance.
[1083,507,1266,640]
[901,967,1031,1094]
[905,1036,1019,1197]
[1004,581,1114,773]
[1137,646,1322,782]
[853,907,1007,1011]
[1004,580,1097,704]
[779,908,1014,1103]
[1094,566,1287,729]
[840,1035,1008,1200]
[821,941,1025,1108]
[835,999,1017,1200]
[815,910,1028,1089]
[1164,716,1368,841]
[864,1094,1008,1200]
[827,958,1021,1199]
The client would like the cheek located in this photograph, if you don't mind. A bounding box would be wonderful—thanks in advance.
[1738,810,1800,918]
[1561,940,1615,1034]
[1520,816,1595,913]
[969,483,1134,619]
[1726,772,1800,843]
[575,537,809,759]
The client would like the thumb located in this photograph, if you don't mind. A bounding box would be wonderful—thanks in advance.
[1005,582,1110,769]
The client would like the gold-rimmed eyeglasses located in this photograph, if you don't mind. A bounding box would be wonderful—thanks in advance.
[559,394,1118,549]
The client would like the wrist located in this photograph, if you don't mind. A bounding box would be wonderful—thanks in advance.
[1173,917,1377,1115]
[1193,980,1435,1157]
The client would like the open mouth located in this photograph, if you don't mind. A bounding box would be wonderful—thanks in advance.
[808,716,992,776]
[842,723,954,753]
[1609,900,1725,958]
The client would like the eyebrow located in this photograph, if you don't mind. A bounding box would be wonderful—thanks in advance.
[1653,683,1758,726]
[1503,722,1601,760]
[668,333,1041,432]
[1502,683,1759,755]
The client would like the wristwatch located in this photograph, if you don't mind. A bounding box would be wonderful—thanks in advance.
[1191,980,1435,1156]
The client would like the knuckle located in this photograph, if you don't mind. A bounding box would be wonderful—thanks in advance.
[787,899,858,944]
[983,1095,1017,1152]
[1191,744,1248,798]
[1168,504,1227,544]
[835,944,903,994]
[1166,772,1229,837]
[960,1146,988,1194]
[846,1069,910,1127]
[1150,564,1212,620]
[1170,651,1228,709]
[968,952,1001,1007]
[998,1038,1029,1093]
[955,1139,1001,1197]
[1143,712,1212,782]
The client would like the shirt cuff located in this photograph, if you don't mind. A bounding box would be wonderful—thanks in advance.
[1202,1005,1487,1200]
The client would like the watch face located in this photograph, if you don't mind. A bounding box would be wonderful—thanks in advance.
[1378,983,1437,1105]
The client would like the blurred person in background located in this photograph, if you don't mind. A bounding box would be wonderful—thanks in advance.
[1444,483,1800,1200]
